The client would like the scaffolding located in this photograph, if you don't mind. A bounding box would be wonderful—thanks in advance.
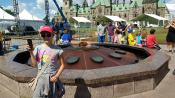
[45,0,50,25]
[13,0,20,33]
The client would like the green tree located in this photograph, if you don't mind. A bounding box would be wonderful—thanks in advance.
[4,9,15,16]
[69,17,76,24]
[0,6,15,16]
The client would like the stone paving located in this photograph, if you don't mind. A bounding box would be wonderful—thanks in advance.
[120,45,175,98]
[0,84,19,98]
[0,44,175,98]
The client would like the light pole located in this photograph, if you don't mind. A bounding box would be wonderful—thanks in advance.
[76,4,80,17]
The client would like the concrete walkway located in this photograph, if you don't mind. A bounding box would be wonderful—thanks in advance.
[121,45,175,98]
[0,45,175,98]
[0,84,19,98]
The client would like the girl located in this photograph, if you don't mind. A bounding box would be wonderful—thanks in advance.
[27,25,65,98]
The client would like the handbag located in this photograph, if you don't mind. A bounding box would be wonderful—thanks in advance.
[29,62,49,91]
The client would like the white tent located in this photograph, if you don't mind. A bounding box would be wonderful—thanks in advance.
[19,9,44,30]
[0,8,15,31]
[144,14,168,27]
[72,17,91,28]
[0,8,14,20]
[145,14,168,21]
[72,17,91,23]
[105,15,126,22]
[19,10,42,21]
[132,14,168,27]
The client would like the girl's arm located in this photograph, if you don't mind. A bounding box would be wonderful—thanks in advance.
[27,45,37,67]
[51,55,65,82]
[165,22,172,29]
[29,51,37,67]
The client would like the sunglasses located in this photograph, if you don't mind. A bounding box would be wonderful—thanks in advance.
[40,33,52,38]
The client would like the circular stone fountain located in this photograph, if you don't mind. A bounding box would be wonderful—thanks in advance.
[0,42,170,98]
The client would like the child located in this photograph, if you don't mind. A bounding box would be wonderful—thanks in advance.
[136,33,142,47]
[61,25,72,45]
[127,27,136,46]
[27,25,65,98]
[146,29,161,50]
[141,29,147,47]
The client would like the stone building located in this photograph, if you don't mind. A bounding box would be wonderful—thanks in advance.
[62,0,169,21]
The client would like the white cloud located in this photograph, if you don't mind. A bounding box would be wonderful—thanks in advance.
[166,4,175,11]
[18,2,27,12]
[166,0,174,4]
[36,0,64,17]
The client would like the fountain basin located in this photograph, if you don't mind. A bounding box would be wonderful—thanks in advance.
[0,44,170,98]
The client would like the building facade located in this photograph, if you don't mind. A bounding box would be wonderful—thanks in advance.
[62,0,169,21]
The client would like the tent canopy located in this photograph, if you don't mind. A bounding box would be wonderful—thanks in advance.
[0,8,14,20]
[145,14,168,20]
[0,21,16,25]
[19,9,42,21]
[132,14,168,21]
[72,17,91,23]
[105,15,126,22]
[132,14,168,27]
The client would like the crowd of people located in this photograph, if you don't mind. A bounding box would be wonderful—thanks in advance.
[50,17,175,52]
[97,21,161,50]
[51,17,72,45]
[25,18,175,98]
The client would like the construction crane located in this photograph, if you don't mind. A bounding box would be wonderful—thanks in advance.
[52,0,67,23]
[45,0,68,24]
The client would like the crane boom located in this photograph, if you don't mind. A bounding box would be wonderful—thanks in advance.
[52,0,67,23]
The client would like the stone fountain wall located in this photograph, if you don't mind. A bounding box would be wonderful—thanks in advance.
[0,47,170,98]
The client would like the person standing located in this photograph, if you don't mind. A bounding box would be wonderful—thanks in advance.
[106,22,116,43]
[97,22,106,43]
[27,25,65,98]
[53,18,60,45]
[165,20,175,53]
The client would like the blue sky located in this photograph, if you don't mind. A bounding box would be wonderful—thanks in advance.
[0,0,174,19]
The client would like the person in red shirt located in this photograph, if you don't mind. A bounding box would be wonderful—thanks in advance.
[146,29,161,50]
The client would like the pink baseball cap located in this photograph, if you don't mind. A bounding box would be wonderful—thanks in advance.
[39,25,53,33]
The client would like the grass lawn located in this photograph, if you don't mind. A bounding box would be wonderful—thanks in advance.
[73,27,168,44]
[1,27,168,44]
[143,27,168,44]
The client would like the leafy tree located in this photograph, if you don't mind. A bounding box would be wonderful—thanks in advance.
[4,9,15,16]
[69,17,76,24]
[0,6,15,16]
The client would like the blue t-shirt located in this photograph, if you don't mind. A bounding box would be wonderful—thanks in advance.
[136,35,141,44]
[61,33,71,44]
